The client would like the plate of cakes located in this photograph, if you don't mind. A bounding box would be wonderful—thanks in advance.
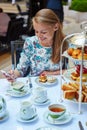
[35,74,58,87]
[62,47,87,62]
[61,82,87,104]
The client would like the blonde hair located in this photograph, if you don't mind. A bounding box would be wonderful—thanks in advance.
[32,9,65,63]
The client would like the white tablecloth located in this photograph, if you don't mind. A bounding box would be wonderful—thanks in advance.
[0,76,87,130]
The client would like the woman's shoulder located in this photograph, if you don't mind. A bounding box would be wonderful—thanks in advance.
[24,36,40,49]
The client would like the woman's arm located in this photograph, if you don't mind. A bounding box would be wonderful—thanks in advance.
[41,70,60,75]
[41,69,66,75]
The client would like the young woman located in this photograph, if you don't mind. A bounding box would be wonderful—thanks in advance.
[3,9,67,82]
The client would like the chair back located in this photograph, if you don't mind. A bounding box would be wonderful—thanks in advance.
[16,4,29,15]
[11,40,24,69]
[6,18,24,43]
[11,40,30,76]
[16,4,22,13]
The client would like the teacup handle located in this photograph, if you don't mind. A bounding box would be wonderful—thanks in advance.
[33,107,37,114]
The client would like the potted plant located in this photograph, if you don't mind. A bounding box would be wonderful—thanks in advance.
[69,0,87,12]
[69,0,87,22]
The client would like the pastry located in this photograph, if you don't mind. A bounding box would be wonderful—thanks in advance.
[63,90,76,99]
[71,72,79,80]
[39,74,47,83]
[67,48,74,56]
[62,83,77,91]
[75,91,84,102]
[82,91,87,102]
[62,82,87,102]
[78,53,87,60]
[69,82,79,91]
[72,49,81,59]
[76,76,87,82]
[47,76,56,83]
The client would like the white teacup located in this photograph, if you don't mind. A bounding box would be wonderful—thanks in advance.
[0,96,7,118]
[33,87,47,103]
[19,101,36,120]
[48,104,66,120]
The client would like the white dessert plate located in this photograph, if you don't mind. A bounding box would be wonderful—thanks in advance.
[64,98,87,105]
[0,110,9,122]
[63,68,87,83]
[34,99,50,106]
[43,111,72,125]
[16,113,38,123]
[36,126,62,130]
[35,77,58,87]
[6,87,31,98]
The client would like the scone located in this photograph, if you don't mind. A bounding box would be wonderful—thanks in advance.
[71,72,79,80]
[67,48,74,56]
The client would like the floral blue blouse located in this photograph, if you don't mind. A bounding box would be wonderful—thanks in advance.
[17,36,60,76]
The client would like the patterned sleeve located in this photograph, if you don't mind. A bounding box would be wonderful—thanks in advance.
[16,37,34,76]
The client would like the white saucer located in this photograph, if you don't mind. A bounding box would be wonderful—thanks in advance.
[6,88,31,98]
[43,111,72,125]
[0,110,9,122]
[34,99,50,106]
[36,126,62,130]
[35,77,58,87]
[16,113,38,123]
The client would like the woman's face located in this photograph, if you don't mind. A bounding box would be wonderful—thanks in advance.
[33,21,57,47]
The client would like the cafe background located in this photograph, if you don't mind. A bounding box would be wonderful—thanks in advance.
[0,0,86,78]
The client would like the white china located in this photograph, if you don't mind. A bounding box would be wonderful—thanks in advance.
[0,110,9,122]
[11,81,25,89]
[33,87,47,103]
[35,77,58,87]
[36,126,62,130]
[34,99,50,106]
[64,97,87,105]
[48,104,66,120]
[0,96,7,118]
[43,111,72,125]
[19,101,36,120]
[6,87,31,98]
[16,113,38,123]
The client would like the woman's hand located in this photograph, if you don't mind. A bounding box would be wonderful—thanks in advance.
[2,70,17,83]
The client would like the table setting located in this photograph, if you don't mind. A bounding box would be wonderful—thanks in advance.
[0,75,87,130]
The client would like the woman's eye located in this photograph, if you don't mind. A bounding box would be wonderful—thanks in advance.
[42,32,47,34]
[35,31,47,34]
[35,31,38,34]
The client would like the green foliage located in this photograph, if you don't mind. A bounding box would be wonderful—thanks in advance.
[62,1,68,5]
[70,0,87,12]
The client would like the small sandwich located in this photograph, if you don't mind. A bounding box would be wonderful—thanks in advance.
[75,91,84,102]
[62,83,77,91]
[47,76,56,83]
[69,82,79,91]
[71,72,79,80]
[39,74,47,83]
[63,90,76,100]
[82,91,87,102]
[76,76,87,82]
[12,81,24,91]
